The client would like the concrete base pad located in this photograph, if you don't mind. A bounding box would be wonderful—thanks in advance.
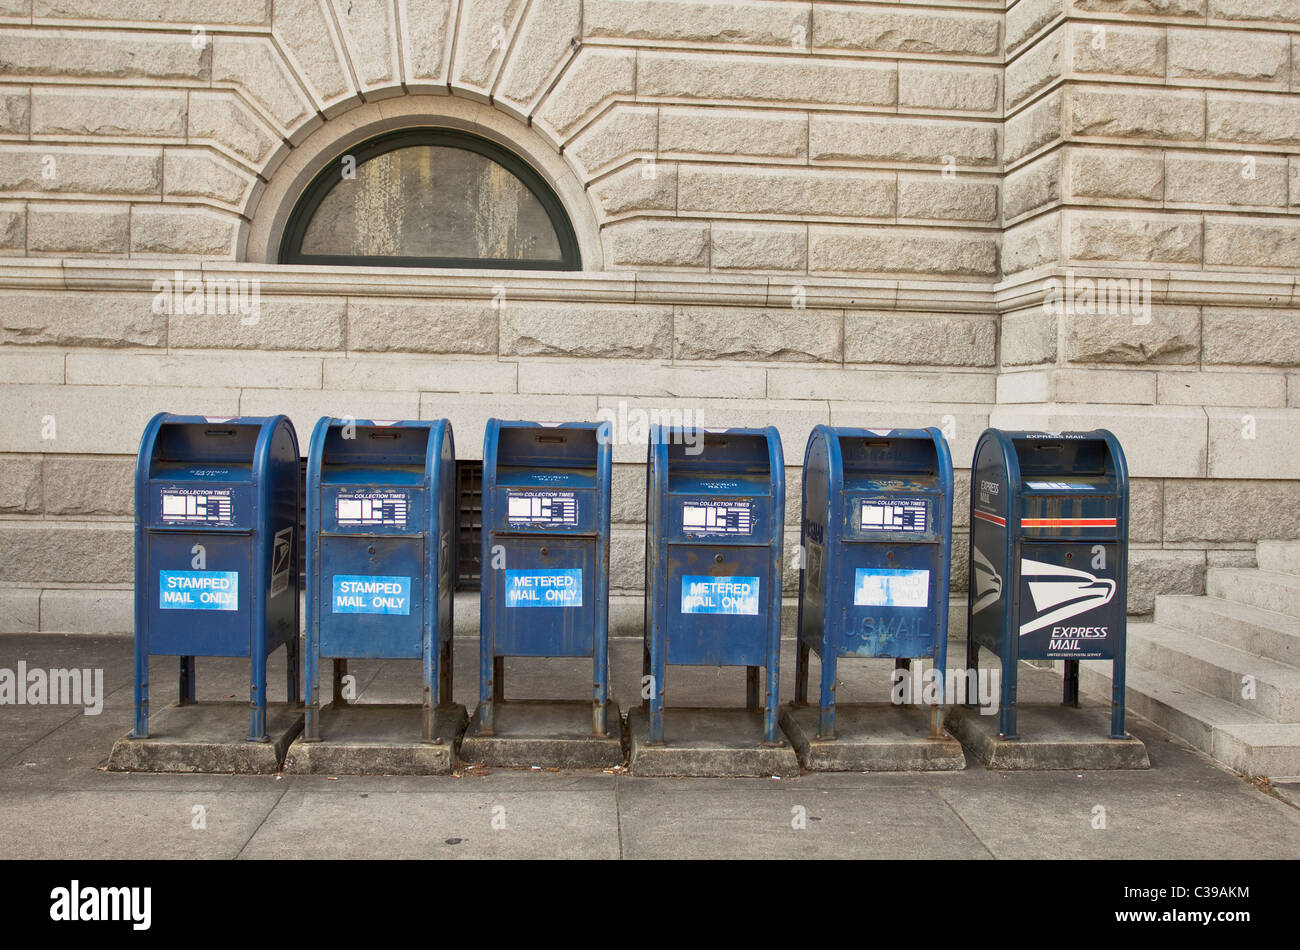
[107,702,303,774]
[780,703,966,772]
[282,704,468,775]
[946,704,1150,771]
[627,707,800,777]
[459,700,624,769]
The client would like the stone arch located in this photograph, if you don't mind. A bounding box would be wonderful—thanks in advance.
[241,93,605,270]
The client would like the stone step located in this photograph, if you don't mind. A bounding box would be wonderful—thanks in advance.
[1078,661,1300,779]
[1126,623,1300,723]
[1207,568,1300,621]
[1257,541,1300,577]
[1155,594,1300,669]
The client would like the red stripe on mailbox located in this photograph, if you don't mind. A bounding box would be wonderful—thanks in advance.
[1021,517,1117,527]
[973,510,1006,526]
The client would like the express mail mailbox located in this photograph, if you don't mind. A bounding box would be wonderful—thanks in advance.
[644,426,785,745]
[304,418,456,742]
[478,419,613,737]
[132,413,300,742]
[795,426,954,739]
[967,429,1130,740]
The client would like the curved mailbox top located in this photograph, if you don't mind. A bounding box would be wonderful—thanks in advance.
[307,418,453,485]
[805,424,952,544]
[971,428,1128,541]
[135,412,298,532]
[306,417,454,537]
[807,423,952,486]
[648,425,784,546]
[482,418,611,535]
[650,425,784,499]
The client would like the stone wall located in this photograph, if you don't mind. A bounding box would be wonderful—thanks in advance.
[0,0,1298,634]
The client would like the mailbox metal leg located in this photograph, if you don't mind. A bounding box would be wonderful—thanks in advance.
[286,639,299,706]
[1063,659,1080,708]
[493,656,505,702]
[817,649,838,740]
[179,656,196,706]
[593,646,609,738]
[648,629,666,745]
[249,656,268,743]
[1111,652,1128,740]
[423,631,435,742]
[438,635,454,707]
[304,634,319,741]
[999,648,1019,740]
[478,617,495,733]
[132,638,149,739]
[763,661,780,745]
[965,638,978,708]
[746,666,759,710]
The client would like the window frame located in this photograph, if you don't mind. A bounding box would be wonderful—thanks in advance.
[278,128,581,270]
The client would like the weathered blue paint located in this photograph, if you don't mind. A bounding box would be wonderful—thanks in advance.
[133,413,300,742]
[304,418,456,743]
[966,429,1130,740]
[795,426,954,740]
[645,426,785,745]
[479,419,612,737]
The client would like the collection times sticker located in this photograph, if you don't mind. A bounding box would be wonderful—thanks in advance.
[682,500,753,535]
[506,490,577,525]
[160,487,234,525]
[336,491,408,527]
[859,499,926,533]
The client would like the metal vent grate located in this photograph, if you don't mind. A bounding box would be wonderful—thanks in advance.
[457,460,483,589]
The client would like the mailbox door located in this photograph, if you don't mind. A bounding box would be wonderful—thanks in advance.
[319,535,425,658]
[837,541,939,659]
[146,532,252,657]
[491,536,595,656]
[1016,540,1120,660]
[665,544,771,666]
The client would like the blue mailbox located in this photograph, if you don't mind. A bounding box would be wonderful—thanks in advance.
[795,426,954,738]
[479,419,612,736]
[304,418,456,742]
[967,429,1130,740]
[133,413,300,742]
[644,426,785,745]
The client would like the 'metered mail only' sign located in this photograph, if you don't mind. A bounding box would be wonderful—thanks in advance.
[159,570,239,610]
[332,575,411,615]
[504,569,583,607]
[681,575,761,615]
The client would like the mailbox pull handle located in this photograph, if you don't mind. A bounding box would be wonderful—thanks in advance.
[535,435,567,444]
[205,428,236,437]
[368,432,401,440]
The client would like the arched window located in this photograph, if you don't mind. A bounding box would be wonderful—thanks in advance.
[279,129,580,269]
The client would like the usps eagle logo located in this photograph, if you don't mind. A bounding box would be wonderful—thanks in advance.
[970,546,1003,615]
[1018,558,1115,636]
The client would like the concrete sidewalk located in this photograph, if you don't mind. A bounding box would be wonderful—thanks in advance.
[1,632,1298,859]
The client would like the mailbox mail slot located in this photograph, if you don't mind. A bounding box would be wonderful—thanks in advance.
[645,426,785,745]
[304,418,456,742]
[796,425,954,739]
[479,419,612,737]
[967,428,1130,740]
[132,413,300,742]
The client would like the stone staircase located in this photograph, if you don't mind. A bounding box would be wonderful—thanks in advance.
[1079,541,1300,780]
